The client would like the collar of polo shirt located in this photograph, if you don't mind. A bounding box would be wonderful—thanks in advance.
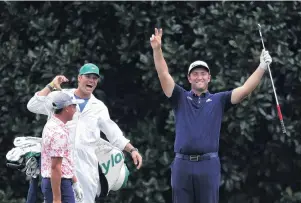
[190,91,210,98]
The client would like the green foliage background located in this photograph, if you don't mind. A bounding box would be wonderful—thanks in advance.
[1,1,301,203]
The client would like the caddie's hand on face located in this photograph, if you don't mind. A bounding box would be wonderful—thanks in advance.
[131,151,142,169]
[150,28,163,50]
[259,49,272,70]
[52,75,69,90]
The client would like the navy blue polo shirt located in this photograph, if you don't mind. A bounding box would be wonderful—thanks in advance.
[169,84,234,155]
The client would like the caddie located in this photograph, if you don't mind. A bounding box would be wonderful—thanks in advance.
[27,63,143,203]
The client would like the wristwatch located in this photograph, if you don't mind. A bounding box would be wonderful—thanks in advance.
[130,148,138,153]
[46,81,55,91]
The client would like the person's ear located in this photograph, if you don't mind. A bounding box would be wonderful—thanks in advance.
[187,74,192,84]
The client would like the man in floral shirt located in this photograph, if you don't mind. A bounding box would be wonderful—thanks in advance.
[41,91,84,203]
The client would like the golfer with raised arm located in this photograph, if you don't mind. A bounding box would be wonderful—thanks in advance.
[150,28,272,203]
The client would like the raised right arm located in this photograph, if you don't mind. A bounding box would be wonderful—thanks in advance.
[27,75,69,116]
[151,28,175,98]
[27,86,53,116]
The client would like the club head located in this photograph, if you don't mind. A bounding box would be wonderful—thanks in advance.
[257,24,262,32]
[257,24,266,50]
[257,24,263,37]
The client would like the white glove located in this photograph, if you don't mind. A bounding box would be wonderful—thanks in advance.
[259,49,272,70]
[72,182,83,202]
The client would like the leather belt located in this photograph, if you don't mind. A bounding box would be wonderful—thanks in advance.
[175,152,218,162]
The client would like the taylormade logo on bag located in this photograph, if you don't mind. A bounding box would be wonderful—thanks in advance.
[100,152,124,175]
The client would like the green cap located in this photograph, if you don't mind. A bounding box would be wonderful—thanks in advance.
[79,63,100,77]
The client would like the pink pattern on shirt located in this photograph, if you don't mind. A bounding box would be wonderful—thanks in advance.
[41,116,74,179]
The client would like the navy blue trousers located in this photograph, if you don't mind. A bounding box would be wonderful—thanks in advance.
[41,178,75,203]
[171,156,220,203]
[26,157,41,203]
[26,177,39,203]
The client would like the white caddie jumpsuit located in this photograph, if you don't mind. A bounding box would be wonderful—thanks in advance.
[27,88,130,203]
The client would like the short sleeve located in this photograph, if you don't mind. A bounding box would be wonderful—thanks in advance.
[220,90,234,112]
[169,84,185,108]
[49,132,68,158]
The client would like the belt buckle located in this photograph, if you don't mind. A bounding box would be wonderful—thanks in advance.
[189,155,200,161]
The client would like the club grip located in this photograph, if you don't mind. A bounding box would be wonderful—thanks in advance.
[277,105,286,134]
[280,119,287,134]
[6,163,25,170]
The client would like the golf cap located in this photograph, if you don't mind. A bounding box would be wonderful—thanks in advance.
[79,63,100,77]
[188,60,210,75]
[50,91,84,110]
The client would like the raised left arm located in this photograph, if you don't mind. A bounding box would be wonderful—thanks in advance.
[231,49,272,104]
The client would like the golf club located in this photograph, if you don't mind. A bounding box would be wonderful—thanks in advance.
[257,24,287,134]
